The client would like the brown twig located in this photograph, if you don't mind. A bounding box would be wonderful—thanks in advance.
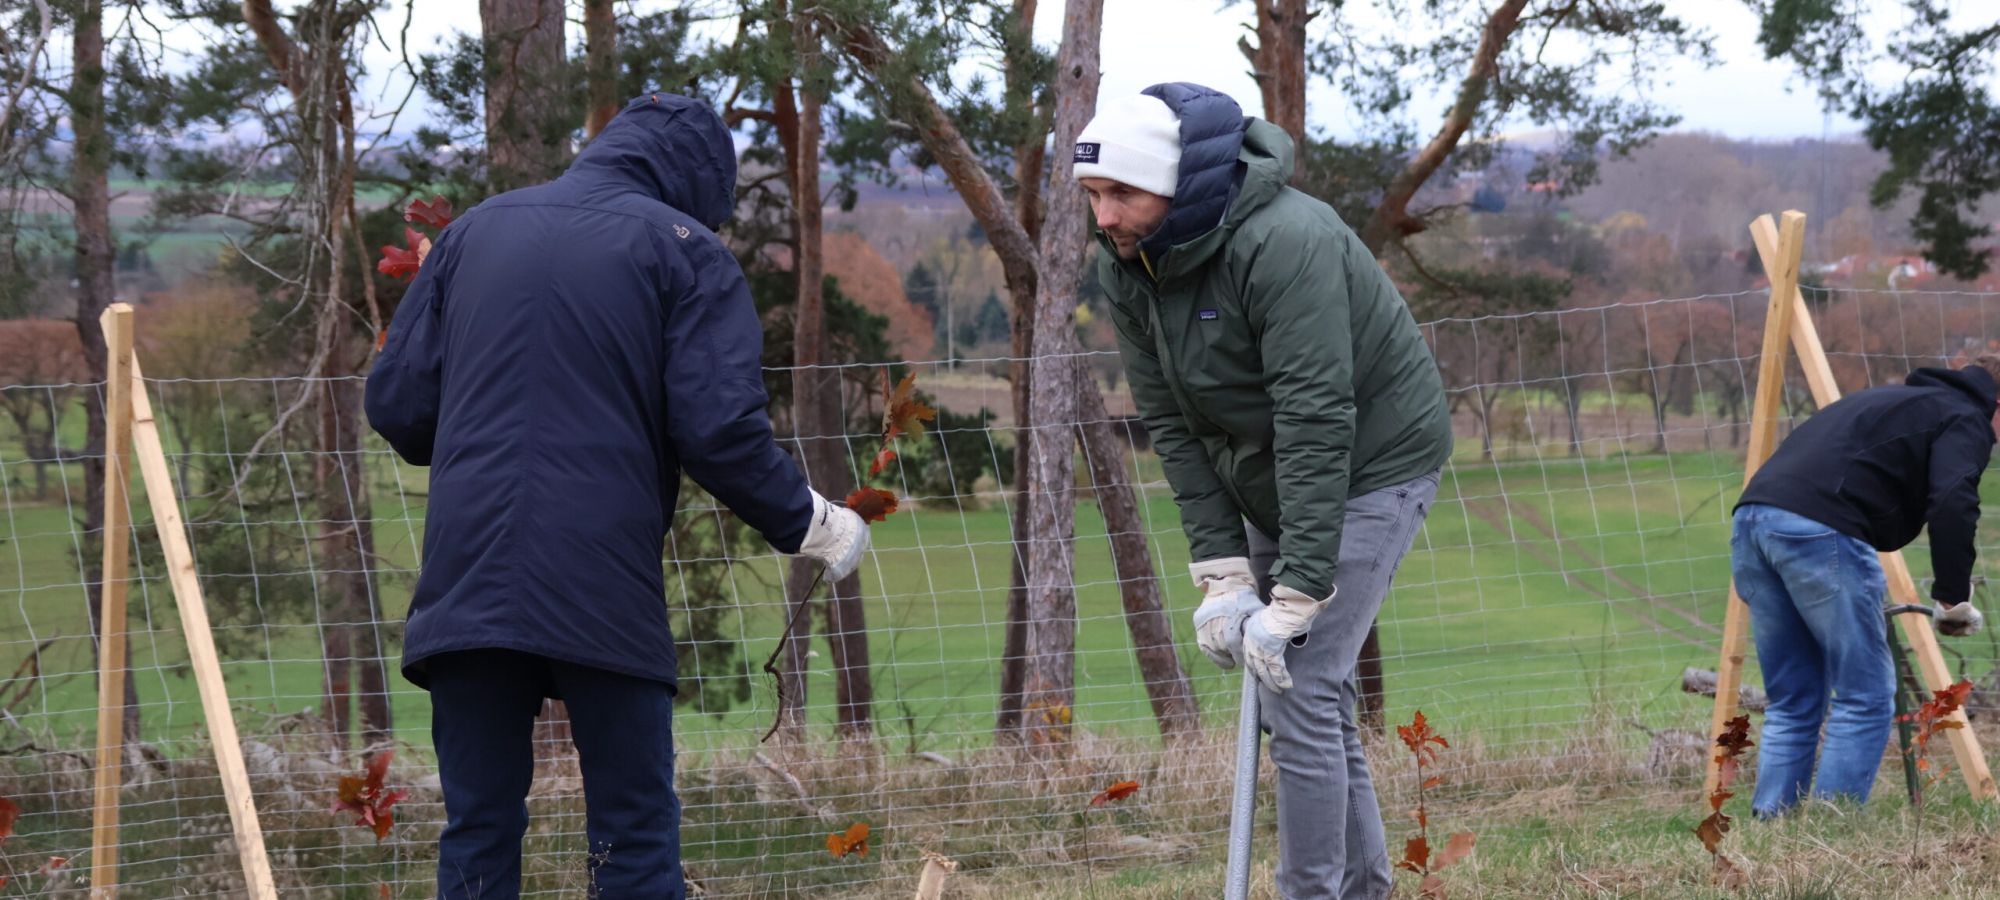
[761,567,826,743]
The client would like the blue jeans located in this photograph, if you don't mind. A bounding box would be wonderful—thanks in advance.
[428,649,685,898]
[1730,504,1894,816]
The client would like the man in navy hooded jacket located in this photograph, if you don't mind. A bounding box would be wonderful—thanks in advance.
[1732,357,2000,817]
[366,93,868,898]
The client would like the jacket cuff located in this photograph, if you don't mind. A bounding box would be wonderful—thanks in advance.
[1271,581,1336,606]
[1268,558,1335,603]
[1189,556,1254,587]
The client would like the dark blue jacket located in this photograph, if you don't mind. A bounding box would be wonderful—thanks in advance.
[1738,365,1997,605]
[366,93,812,688]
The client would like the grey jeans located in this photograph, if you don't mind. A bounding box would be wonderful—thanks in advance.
[1248,468,1440,900]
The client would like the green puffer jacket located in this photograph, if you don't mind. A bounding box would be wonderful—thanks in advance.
[1094,84,1452,600]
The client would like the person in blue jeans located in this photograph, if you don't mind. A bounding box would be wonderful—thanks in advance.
[1732,357,2000,817]
[367,94,870,897]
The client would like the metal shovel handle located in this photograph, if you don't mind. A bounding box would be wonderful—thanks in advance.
[1225,670,1261,900]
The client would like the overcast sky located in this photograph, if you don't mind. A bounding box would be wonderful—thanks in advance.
[353,0,1997,141]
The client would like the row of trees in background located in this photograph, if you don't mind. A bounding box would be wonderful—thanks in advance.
[0,0,1993,754]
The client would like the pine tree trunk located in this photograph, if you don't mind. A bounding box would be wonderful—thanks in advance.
[70,0,140,750]
[1018,0,1105,747]
[839,8,1192,743]
[1243,0,1309,182]
[582,0,619,139]
[996,484,1027,737]
[788,13,872,738]
[480,0,568,193]
[996,0,1042,740]
[322,374,392,747]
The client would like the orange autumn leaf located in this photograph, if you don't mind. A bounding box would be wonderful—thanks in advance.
[332,750,408,841]
[377,227,427,281]
[882,372,936,441]
[1434,831,1475,870]
[1396,835,1429,873]
[0,795,18,841]
[1694,809,1732,854]
[846,486,899,523]
[403,195,455,229]
[1396,709,1450,766]
[1712,715,1755,762]
[827,821,870,858]
[869,447,897,477]
[1090,780,1141,806]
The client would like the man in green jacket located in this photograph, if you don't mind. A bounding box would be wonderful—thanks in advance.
[1075,83,1454,898]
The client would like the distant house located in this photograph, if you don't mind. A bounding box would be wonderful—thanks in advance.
[1785,253,1941,290]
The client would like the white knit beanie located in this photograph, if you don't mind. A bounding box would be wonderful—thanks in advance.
[1073,94,1182,197]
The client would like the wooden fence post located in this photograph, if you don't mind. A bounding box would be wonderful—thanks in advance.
[89,304,134,899]
[91,301,279,898]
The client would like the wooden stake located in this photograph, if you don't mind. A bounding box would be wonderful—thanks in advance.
[90,303,134,899]
[1703,211,1806,800]
[913,851,958,899]
[126,355,280,897]
[1744,216,1997,802]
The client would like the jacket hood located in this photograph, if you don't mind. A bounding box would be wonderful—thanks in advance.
[1907,365,1999,413]
[564,93,737,231]
[1135,83,1246,260]
[1122,83,1293,274]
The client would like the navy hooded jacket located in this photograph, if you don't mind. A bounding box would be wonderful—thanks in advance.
[366,93,812,688]
[1737,365,1997,605]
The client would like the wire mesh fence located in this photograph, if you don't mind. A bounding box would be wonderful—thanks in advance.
[2,288,1999,896]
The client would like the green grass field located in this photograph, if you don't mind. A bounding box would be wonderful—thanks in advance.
[1,446,1765,752]
[7,431,1998,756]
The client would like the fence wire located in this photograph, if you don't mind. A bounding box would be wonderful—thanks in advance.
[2,289,1998,896]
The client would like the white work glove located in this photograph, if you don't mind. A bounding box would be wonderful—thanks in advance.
[1189,558,1266,670]
[1938,601,1984,637]
[1243,584,1334,693]
[796,490,869,580]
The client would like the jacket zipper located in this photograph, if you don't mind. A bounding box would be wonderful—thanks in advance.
[1137,249,1221,438]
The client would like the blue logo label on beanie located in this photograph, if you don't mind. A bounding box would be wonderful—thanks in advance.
[1198,309,1219,321]
[1074,142,1101,164]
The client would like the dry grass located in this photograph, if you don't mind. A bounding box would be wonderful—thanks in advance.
[3,718,1997,897]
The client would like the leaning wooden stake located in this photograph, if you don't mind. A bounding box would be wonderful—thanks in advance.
[1702,211,1805,801]
[1751,216,1996,801]
[95,302,280,897]
[90,305,134,899]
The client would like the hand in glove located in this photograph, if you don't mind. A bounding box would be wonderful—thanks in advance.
[1938,601,1984,637]
[1189,558,1266,670]
[1243,584,1333,693]
[796,490,870,580]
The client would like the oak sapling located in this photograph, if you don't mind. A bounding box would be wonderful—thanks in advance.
[1694,714,1753,885]
[1394,710,1476,898]
[1905,679,1974,857]
[332,749,409,841]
